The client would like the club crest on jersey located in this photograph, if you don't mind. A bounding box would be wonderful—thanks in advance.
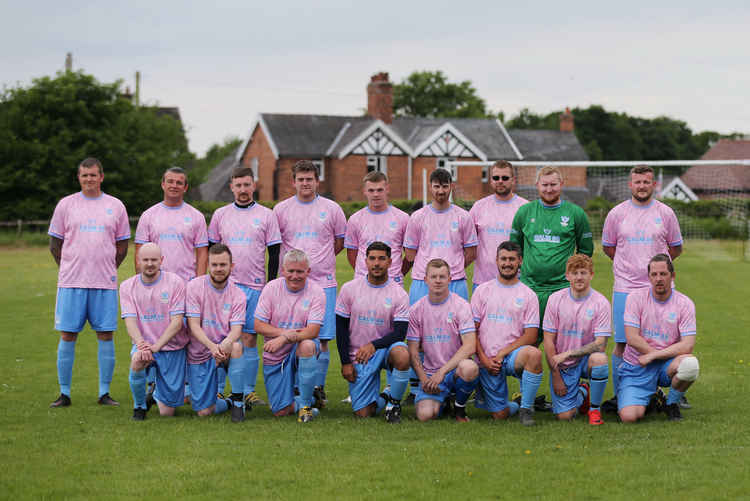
[654,217,663,226]
[585,308,594,319]
[450,221,459,232]
[530,218,536,223]
[183,216,192,225]
[666,311,677,324]
[301,299,311,311]
[160,291,169,304]
[513,297,524,308]
[384,297,392,308]
[560,216,569,227]
[105,208,113,215]
[253,218,261,228]
[223,303,231,311]
[446,312,454,323]
[389,221,397,230]
[318,211,327,221]
[543,228,551,235]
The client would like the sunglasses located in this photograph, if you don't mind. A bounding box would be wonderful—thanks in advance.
[492,175,511,181]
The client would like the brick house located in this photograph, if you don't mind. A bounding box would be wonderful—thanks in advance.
[226,72,589,203]
[682,139,750,199]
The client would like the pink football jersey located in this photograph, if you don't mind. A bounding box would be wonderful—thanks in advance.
[406,292,475,374]
[543,288,611,369]
[208,203,281,289]
[471,279,539,359]
[404,204,478,281]
[119,271,189,351]
[254,277,326,365]
[469,194,528,285]
[602,200,682,293]
[274,196,346,288]
[344,205,409,281]
[185,276,246,364]
[622,289,696,366]
[335,276,410,360]
[135,202,208,281]
[48,192,130,289]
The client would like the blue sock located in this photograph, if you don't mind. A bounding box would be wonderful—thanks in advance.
[214,398,229,414]
[315,350,330,389]
[666,387,685,406]
[216,364,227,394]
[228,358,244,405]
[57,339,76,396]
[389,369,410,402]
[243,345,259,395]
[97,339,115,397]
[589,364,609,408]
[385,368,393,391]
[507,401,520,416]
[612,354,623,397]
[298,356,317,408]
[520,370,543,409]
[454,376,478,407]
[576,384,588,408]
[146,364,156,386]
[376,395,387,413]
[129,369,147,409]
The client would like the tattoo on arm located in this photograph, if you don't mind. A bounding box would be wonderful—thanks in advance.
[568,339,605,359]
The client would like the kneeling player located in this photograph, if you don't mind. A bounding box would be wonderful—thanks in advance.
[543,254,610,425]
[619,254,699,423]
[336,242,411,423]
[407,259,478,422]
[121,243,190,420]
[471,241,543,426]
[254,249,326,423]
[186,244,246,421]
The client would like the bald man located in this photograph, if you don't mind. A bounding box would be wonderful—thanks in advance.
[120,243,190,420]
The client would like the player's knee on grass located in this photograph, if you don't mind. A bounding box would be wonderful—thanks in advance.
[197,406,214,417]
[416,400,439,422]
[297,339,316,358]
[389,346,410,371]
[619,405,645,423]
[354,402,376,418]
[157,402,176,416]
[556,409,577,421]
[456,359,479,381]
[589,352,607,367]
[273,404,295,417]
[491,408,511,420]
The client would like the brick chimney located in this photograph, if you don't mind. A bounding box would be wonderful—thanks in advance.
[367,72,393,124]
[559,107,574,132]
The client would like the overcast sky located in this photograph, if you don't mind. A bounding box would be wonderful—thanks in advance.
[2,0,748,156]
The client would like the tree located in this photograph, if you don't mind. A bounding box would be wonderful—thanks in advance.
[393,71,490,118]
[188,136,242,188]
[0,70,193,220]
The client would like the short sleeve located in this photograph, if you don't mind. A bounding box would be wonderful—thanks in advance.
[594,297,612,336]
[308,288,326,325]
[230,287,246,326]
[406,306,421,341]
[457,299,475,335]
[266,211,282,246]
[134,210,152,244]
[665,208,683,247]
[207,210,222,243]
[403,213,421,249]
[169,278,186,316]
[48,199,67,239]
[393,290,410,322]
[119,281,136,317]
[623,293,641,328]
[470,288,485,323]
[542,293,559,333]
[334,283,353,318]
[185,281,202,317]
[115,201,130,241]
[193,213,209,248]
[601,208,618,247]
[460,211,478,248]
[332,203,347,238]
[254,286,273,322]
[343,214,360,250]
[679,297,697,337]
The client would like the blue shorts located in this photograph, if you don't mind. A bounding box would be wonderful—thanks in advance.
[549,356,590,414]
[612,292,629,343]
[409,278,469,305]
[237,284,262,334]
[187,358,219,412]
[349,342,407,412]
[54,288,118,332]
[618,358,674,409]
[131,345,188,408]
[319,287,337,340]
[263,343,320,413]
[475,346,523,412]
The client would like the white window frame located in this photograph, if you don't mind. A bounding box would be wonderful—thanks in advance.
[312,159,325,181]
[367,156,387,175]
[250,157,259,180]
[436,157,457,181]
[481,165,488,183]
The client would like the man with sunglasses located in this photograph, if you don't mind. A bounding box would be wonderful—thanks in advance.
[470,161,528,291]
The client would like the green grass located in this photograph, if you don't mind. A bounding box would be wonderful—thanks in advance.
[1,242,748,500]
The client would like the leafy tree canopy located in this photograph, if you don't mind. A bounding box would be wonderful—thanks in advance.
[393,70,492,119]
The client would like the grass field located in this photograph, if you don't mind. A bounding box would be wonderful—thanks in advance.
[1,241,748,500]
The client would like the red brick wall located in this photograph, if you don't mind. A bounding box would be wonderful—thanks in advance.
[517,166,587,188]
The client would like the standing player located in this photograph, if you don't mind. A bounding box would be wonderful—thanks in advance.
[273,160,346,406]
[403,168,477,304]
[471,241,543,426]
[510,166,593,340]
[543,254,610,425]
[601,165,683,410]
[48,157,129,407]
[185,244,246,421]
[469,160,527,290]
[407,259,479,422]
[120,243,189,420]
[208,167,281,408]
[344,171,409,284]
[618,254,698,423]
[335,242,411,423]
[134,166,208,280]
[254,250,326,423]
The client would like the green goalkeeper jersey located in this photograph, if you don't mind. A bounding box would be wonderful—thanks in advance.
[510,199,593,291]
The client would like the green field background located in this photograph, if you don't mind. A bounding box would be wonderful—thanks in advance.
[1,242,748,500]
